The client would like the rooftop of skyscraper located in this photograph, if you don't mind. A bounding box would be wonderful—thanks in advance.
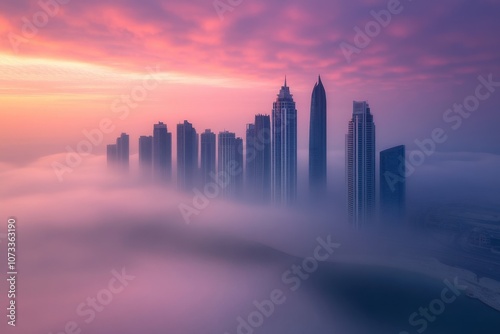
[277,77,294,100]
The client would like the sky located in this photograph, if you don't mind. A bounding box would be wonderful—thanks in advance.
[1,0,499,169]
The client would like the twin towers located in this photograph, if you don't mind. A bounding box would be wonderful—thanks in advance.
[245,76,328,205]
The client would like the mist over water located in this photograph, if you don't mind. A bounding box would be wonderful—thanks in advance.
[1,152,499,334]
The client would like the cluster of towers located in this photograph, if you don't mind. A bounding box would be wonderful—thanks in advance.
[346,102,406,228]
[106,133,130,172]
[107,78,305,205]
[107,77,406,228]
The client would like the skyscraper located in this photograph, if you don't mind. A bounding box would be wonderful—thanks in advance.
[380,145,406,225]
[153,122,172,183]
[116,133,129,172]
[218,131,242,199]
[194,132,199,176]
[245,124,256,197]
[346,101,376,229]
[272,78,297,205]
[139,136,153,179]
[235,136,244,198]
[255,115,272,202]
[309,76,327,197]
[200,129,216,187]
[177,121,198,191]
[247,115,272,203]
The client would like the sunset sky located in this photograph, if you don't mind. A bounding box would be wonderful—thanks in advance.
[1,0,499,167]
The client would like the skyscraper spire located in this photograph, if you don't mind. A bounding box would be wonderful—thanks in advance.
[272,79,297,205]
[309,75,327,198]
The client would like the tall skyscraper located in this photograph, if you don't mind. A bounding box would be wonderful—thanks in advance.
[116,133,129,172]
[309,76,327,197]
[272,78,297,205]
[139,136,153,179]
[246,115,271,203]
[245,124,256,196]
[380,145,406,225]
[194,132,199,174]
[346,101,376,229]
[254,115,272,203]
[200,129,216,187]
[218,131,242,199]
[235,136,244,197]
[177,121,198,191]
[153,122,172,183]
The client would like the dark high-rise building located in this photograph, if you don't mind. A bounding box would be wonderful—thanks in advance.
[380,145,406,225]
[139,136,153,179]
[106,144,118,169]
[255,115,272,202]
[200,129,216,187]
[218,131,242,199]
[309,76,327,197]
[116,133,129,172]
[247,115,271,203]
[346,101,376,229]
[153,122,172,183]
[235,136,244,197]
[177,121,198,191]
[272,78,297,205]
[245,124,256,196]
[194,132,199,177]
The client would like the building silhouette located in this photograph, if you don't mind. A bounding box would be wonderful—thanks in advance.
[346,101,376,229]
[245,124,256,198]
[380,145,406,225]
[139,135,153,179]
[271,78,297,205]
[107,133,129,172]
[117,133,129,172]
[235,136,244,198]
[153,122,172,183]
[218,131,242,199]
[177,121,198,191]
[247,115,272,203]
[255,115,272,202]
[200,129,216,187]
[309,76,327,197]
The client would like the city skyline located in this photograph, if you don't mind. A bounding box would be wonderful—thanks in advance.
[3,1,500,169]
[2,1,500,333]
[104,79,410,228]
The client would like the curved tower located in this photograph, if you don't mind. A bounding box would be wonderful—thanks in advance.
[309,76,327,197]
